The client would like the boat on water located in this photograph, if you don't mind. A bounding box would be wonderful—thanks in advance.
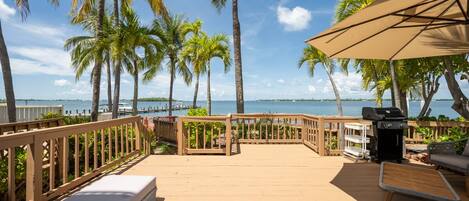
[99,103,133,112]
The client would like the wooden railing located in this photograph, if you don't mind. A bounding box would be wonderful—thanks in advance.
[153,116,177,143]
[406,120,469,143]
[177,115,232,155]
[0,116,151,201]
[231,114,303,144]
[0,118,64,135]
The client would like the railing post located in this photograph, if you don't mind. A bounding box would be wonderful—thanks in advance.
[318,117,325,156]
[135,121,141,151]
[177,118,183,155]
[26,138,43,201]
[301,116,306,144]
[225,114,232,156]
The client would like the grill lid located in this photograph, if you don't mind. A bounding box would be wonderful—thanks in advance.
[362,107,406,121]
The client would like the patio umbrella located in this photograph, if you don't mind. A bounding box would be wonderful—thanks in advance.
[306,0,469,109]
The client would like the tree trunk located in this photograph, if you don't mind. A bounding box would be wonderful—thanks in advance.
[443,58,469,119]
[193,73,199,108]
[325,67,343,116]
[168,59,175,117]
[106,58,112,112]
[113,0,119,26]
[207,63,212,115]
[389,60,402,110]
[91,0,106,122]
[232,0,244,114]
[0,20,16,122]
[399,91,408,117]
[132,64,138,116]
[112,62,121,119]
[418,77,440,118]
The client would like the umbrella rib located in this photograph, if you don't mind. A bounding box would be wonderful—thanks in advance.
[389,0,457,60]
[305,0,442,42]
[328,1,446,58]
[455,0,469,21]
[393,21,462,29]
[392,13,466,22]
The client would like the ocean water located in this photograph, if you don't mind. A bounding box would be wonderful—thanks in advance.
[14,100,461,118]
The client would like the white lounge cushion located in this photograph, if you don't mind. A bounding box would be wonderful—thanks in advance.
[65,175,156,201]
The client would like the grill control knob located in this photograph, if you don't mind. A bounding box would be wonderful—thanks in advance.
[385,123,393,129]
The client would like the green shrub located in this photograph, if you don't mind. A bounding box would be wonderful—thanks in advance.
[41,112,90,125]
[415,127,434,144]
[437,127,468,154]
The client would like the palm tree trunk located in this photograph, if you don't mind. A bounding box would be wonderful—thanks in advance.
[399,91,408,117]
[207,63,212,115]
[443,58,469,119]
[113,0,119,25]
[389,60,402,110]
[91,0,106,122]
[0,20,16,122]
[132,65,138,116]
[232,0,244,114]
[112,63,121,119]
[193,73,200,108]
[325,68,343,116]
[168,60,175,117]
[106,58,112,112]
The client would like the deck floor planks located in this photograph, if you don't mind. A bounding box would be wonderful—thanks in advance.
[121,144,469,201]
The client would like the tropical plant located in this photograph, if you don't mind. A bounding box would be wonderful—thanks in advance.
[211,0,245,113]
[179,20,203,108]
[65,8,113,120]
[182,33,231,115]
[144,15,194,116]
[119,8,163,115]
[299,45,345,116]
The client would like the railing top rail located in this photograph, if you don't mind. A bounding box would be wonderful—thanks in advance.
[408,120,469,127]
[179,115,228,121]
[0,116,141,150]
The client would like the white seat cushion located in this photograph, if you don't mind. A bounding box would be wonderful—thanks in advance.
[65,175,156,201]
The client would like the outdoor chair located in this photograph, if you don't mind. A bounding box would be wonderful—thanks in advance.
[429,139,469,193]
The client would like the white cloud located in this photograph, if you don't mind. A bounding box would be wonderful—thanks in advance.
[276,5,312,31]
[61,81,91,96]
[277,79,285,84]
[308,85,316,93]
[54,79,71,86]
[9,46,74,76]
[0,0,15,20]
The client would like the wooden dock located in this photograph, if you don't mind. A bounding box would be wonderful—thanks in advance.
[64,104,196,116]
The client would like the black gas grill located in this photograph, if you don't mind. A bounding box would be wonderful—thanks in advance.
[362,107,407,163]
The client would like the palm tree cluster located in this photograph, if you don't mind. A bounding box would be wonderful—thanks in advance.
[65,1,231,120]
[299,0,469,119]
[0,0,244,122]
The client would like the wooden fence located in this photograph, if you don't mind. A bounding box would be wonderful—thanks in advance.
[153,116,177,143]
[405,120,469,143]
[0,118,64,135]
[0,116,151,201]
[0,104,63,123]
[152,113,469,156]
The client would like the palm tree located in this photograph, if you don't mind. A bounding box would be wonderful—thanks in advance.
[335,0,407,109]
[179,20,204,108]
[299,46,344,116]
[65,8,113,119]
[109,0,168,118]
[211,0,245,113]
[204,34,231,115]
[144,15,193,116]
[0,0,59,122]
[120,8,163,116]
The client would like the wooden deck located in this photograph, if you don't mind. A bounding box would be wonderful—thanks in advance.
[119,144,469,201]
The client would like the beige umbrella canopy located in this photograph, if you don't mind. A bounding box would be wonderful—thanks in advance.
[307,0,469,60]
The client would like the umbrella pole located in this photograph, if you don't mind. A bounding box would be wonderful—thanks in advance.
[389,60,402,110]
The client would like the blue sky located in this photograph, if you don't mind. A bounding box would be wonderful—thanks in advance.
[0,0,466,101]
